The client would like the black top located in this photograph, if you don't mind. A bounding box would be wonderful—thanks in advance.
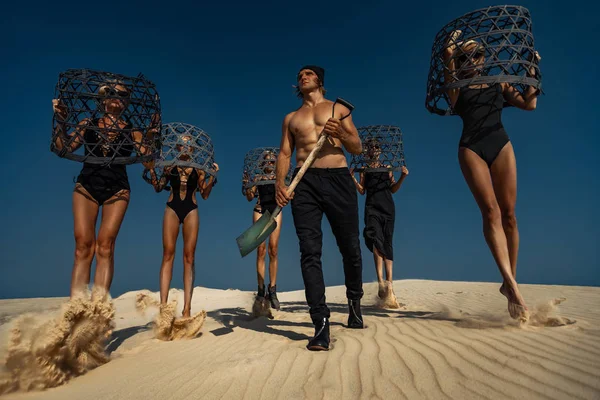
[83,118,133,158]
[364,171,394,217]
[257,183,277,209]
[454,83,507,146]
[78,118,133,185]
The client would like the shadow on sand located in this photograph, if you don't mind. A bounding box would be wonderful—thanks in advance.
[106,322,153,354]
[205,301,463,342]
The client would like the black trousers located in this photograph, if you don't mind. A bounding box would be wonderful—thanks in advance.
[291,167,364,324]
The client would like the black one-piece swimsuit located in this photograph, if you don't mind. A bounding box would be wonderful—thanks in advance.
[75,118,133,205]
[454,83,510,168]
[256,184,277,215]
[166,168,199,224]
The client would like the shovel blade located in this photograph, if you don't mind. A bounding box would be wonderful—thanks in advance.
[236,210,278,257]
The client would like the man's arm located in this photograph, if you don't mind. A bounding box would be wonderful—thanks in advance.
[275,112,295,207]
[325,103,362,154]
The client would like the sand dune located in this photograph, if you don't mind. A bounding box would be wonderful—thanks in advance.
[0,280,598,399]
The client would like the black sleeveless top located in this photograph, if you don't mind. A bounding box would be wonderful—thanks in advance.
[364,171,394,217]
[454,83,507,146]
[78,118,133,188]
[257,184,276,208]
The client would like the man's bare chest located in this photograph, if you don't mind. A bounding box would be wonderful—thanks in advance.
[290,107,332,138]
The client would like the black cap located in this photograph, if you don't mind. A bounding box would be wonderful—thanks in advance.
[298,65,325,85]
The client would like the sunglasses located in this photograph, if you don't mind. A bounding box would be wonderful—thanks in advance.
[102,87,130,98]
[457,49,485,64]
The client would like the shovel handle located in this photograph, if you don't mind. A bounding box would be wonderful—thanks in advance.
[268,134,329,220]
[285,134,328,196]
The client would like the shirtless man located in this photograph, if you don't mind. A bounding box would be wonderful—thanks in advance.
[275,65,364,351]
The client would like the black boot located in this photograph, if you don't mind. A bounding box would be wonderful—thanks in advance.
[257,285,267,300]
[252,285,272,318]
[347,299,364,329]
[268,284,280,310]
[307,317,330,351]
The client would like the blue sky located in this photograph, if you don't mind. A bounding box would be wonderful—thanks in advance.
[1,0,598,299]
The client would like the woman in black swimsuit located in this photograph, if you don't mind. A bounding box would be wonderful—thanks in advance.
[52,82,156,298]
[148,135,217,318]
[350,138,409,301]
[444,31,541,321]
[243,151,281,310]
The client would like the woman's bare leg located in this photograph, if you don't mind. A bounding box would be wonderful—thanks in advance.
[71,186,100,297]
[491,143,519,279]
[94,191,130,294]
[160,207,180,305]
[263,213,283,310]
[181,210,199,317]
[254,211,267,290]
[373,247,384,282]
[267,213,282,286]
[384,258,393,282]
[459,147,528,315]
[373,247,385,297]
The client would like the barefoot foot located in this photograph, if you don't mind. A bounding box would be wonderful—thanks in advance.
[499,281,529,322]
[499,282,507,297]
[377,281,386,299]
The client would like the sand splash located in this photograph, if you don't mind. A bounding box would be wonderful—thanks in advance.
[526,297,576,328]
[0,287,115,395]
[251,296,273,319]
[375,281,405,309]
[443,297,576,330]
[135,293,206,341]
